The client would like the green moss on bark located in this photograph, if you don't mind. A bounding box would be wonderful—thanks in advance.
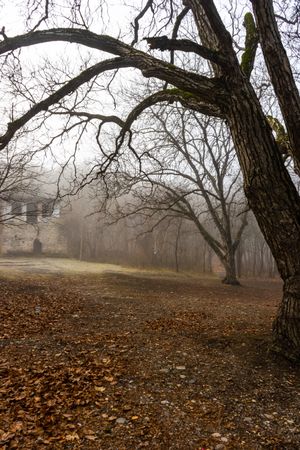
[240,12,259,78]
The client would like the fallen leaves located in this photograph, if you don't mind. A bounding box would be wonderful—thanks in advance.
[0,359,126,446]
[10,422,23,433]
[0,431,15,445]
[0,272,299,449]
[65,432,80,441]
[95,386,106,392]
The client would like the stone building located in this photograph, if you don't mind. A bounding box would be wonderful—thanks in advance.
[0,194,67,256]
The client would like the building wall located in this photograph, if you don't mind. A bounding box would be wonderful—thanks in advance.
[0,221,67,255]
[0,202,67,256]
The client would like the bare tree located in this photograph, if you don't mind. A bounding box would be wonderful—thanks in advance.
[105,109,247,285]
[0,0,300,358]
[63,188,213,272]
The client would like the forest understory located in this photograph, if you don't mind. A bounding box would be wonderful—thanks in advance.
[1,266,300,449]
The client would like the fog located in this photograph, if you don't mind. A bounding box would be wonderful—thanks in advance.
[60,185,277,279]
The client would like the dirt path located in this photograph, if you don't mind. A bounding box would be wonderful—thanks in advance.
[1,263,299,449]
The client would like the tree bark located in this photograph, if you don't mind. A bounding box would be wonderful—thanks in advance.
[252,0,300,174]
[222,249,240,286]
[185,2,300,359]
[226,80,300,358]
[273,276,300,361]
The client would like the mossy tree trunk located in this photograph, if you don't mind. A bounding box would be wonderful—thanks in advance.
[186,0,300,359]
[227,81,300,359]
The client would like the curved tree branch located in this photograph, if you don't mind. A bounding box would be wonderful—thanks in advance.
[52,110,125,128]
[144,36,227,66]
[0,29,229,150]
[131,0,154,46]
[0,57,131,150]
[0,28,227,102]
[172,6,190,39]
[116,89,224,152]
[170,6,190,66]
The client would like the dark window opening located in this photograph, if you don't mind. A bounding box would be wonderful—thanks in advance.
[42,201,54,218]
[11,202,22,216]
[26,203,38,224]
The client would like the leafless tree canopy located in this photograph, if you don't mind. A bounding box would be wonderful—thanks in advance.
[95,108,247,284]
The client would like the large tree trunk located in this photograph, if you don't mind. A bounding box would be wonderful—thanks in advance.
[227,80,300,359]
[273,277,300,361]
[252,0,300,173]
[222,249,240,286]
[186,0,300,359]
